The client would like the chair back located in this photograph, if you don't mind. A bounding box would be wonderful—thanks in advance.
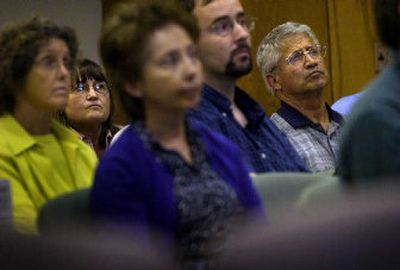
[0,179,12,231]
[252,172,337,221]
[38,188,92,235]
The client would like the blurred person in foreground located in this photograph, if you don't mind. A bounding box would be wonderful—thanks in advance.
[90,1,263,269]
[337,0,400,181]
[58,58,120,158]
[0,17,97,234]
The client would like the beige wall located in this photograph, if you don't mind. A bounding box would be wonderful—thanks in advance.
[327,0,378,101]
[0,0,102,63]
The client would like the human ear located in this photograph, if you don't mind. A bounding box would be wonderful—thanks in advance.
[265,73,282,93]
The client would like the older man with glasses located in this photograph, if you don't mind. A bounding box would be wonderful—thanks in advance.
[178,0,309,174]
[257,22,344,173]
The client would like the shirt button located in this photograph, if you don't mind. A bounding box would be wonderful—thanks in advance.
[261,153,266,159]
[222,112,227,117]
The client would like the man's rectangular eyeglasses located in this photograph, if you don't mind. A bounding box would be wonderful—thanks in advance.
[285,45,327,66]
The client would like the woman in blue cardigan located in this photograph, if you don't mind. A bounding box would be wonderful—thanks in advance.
[90,1,263,268]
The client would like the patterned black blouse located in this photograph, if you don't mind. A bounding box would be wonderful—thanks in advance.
[133,121,244,270]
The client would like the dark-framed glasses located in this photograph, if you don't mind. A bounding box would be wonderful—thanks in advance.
[285,45,327,66]
[208,15,256,37]
[72,81,109,95]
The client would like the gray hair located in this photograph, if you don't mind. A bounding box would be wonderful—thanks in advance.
[256,22,320,94]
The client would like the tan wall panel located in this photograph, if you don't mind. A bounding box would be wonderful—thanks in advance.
[328,0,377,101]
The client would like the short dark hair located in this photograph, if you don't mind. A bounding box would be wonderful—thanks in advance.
[0,16,78,115]
[176,0,196,12]
[175,0,215,12]
[375,0,400,50]
[100,0,199,121]
[58,58,118,143]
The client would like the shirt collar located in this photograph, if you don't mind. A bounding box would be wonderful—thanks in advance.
[0,114,82,155]
[72,127,113,149]
[277,101,344,129]
[202,84,266,126]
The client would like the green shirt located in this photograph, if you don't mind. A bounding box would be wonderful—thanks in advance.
[0,115,97,234]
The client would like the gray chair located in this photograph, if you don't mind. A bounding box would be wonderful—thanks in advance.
[38,188,93,235]
[297,176,347,207]
[0,179,12,231]
[252,172,338,221]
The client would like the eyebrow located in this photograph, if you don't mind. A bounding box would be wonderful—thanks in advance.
[289,45,315,55]
[39,48,69,56]
[210,11,246,25]
[210,15,231,26]
[236,12,245,19]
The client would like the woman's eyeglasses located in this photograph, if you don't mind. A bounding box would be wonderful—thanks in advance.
[72,81,109,95]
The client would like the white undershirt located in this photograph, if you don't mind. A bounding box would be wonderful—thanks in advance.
[231,103,248,128]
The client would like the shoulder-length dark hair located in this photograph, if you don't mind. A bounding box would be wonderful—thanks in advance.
[58,58,119,145]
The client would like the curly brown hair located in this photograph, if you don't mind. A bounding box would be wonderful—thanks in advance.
[0,16,78,115]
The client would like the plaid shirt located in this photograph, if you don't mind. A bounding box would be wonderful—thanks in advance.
[271,102,344,173]
[188,84,309,173]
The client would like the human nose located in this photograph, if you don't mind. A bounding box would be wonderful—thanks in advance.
[182,55,200,82]
[232,20,250,42]
[304,51,318,67]
[86,85,99,99]
[57,62,70,78]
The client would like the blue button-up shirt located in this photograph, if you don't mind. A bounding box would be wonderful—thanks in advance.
[188,84,309,173]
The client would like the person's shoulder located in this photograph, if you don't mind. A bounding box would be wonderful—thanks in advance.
[347,66,400,120]
[189,98,220,117]
[110,124,130,145]
[51,121,98,163]
[261,115,291,136]
[191,122,241,154]
[187,105,225,131]
[0,116,14,150]
[270,112,291,129]
[0,115,35,156]
[102,125,147,163]
[106,125,136,151]
[52,121,93,147]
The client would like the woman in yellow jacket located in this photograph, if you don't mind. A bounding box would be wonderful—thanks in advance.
[0,17,97,234]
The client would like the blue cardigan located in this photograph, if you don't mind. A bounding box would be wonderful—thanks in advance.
[90,122,263,240]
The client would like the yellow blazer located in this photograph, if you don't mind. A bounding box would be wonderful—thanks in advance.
[0,115,97,234]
